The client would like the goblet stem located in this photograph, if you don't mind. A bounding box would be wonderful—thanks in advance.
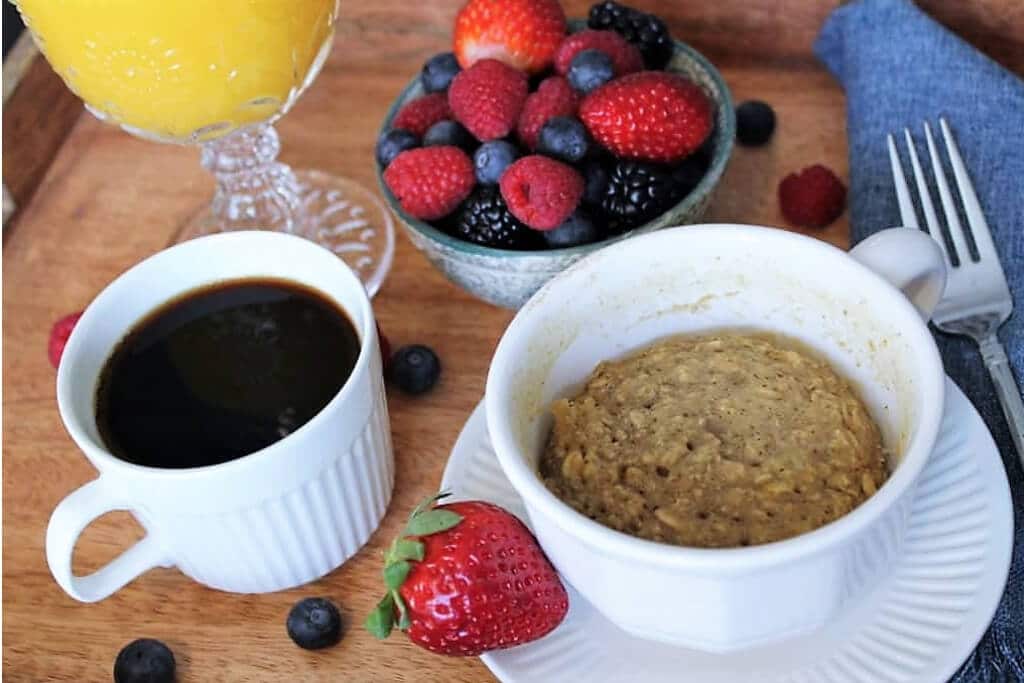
[184,121,395,298]
[199,122,302,233]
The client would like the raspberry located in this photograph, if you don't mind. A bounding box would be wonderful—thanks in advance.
[383,146,475,221]
[448,59,529,142]
[516,76,579,149]
[553,30,643,78]
[778,164,847,229]
[392,93,452,137]
[48,311,82,369]
[499,155,584,231]
[580,71,713,164]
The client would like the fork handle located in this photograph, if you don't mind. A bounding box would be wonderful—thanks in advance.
[979,334,1024,470]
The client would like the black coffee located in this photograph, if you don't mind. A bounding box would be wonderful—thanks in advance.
[95,278,360,469]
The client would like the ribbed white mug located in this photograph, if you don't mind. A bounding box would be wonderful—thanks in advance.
[47,231,394,602]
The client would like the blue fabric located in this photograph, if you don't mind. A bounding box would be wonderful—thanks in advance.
[815,1,1024,680]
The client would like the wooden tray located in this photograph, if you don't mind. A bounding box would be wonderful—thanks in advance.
[3,1,1021,680]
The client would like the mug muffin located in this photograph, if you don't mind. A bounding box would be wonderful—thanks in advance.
[540,332,888,548]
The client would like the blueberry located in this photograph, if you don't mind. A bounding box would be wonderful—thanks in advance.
[582,161,610,206]
[113,639,175,683]
[376,129,420,167]
[474,140,520,185]
[537,117,591,164]
[671,156,707,196]
[544,210,600,248]
[388,345,441,395]
[287,597,343,650]
[567,49,614,94]
[735,100,776,146]
[420,52,462,93]
[422,120,477,152]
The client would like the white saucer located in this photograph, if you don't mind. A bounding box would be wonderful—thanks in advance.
[440,379,1013,683]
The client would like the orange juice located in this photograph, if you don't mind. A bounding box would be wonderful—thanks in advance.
[16,0,336,141]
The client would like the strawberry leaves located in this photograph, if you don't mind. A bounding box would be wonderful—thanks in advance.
[365,492,463,640]
[365,593,395,639]
[406,508,462,536]
[392,538,425,562]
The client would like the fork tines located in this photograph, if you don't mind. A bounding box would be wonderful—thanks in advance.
[886,118,997,269]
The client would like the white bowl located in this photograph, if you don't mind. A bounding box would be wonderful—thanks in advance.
[485,224,947,652]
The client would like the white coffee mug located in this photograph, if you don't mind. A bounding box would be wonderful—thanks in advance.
[48,232,394,602]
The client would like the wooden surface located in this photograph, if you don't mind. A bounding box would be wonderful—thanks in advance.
[2,33,82,226]
[3,1,1022,681]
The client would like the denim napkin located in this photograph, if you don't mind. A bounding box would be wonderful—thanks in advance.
[815,1,1024,680]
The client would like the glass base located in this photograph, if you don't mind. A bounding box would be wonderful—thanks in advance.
[178,171,395,298]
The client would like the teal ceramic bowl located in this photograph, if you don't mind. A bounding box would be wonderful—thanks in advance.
[377,25,735,310]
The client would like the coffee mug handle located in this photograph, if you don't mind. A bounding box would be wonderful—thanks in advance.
[46,477,171,602]
[848,227,947,320]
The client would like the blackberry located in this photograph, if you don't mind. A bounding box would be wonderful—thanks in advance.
[600,160,679,230]
[587,2,674,69]
[453,186,540,250]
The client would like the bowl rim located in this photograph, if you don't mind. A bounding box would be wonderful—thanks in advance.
[484,223,947,573]
[376,28,736,260]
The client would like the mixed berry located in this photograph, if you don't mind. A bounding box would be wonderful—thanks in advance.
[286,597,344,650]
[48,311,82,368]
[365,493,569,655]
[388,345,442,395]
[379,0,717,251]
[736,100,776,147]
[778,164,847,229]
[113,638,176,683]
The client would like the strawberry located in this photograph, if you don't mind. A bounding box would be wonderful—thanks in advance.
[553,29,643,78]
[516,76,579,149]
[383,147,475,221]
[580,71,713,164]
[778,164,847,229]
[392,93,452,137]
[365,493,569,656]
[48,311,82,369]
[500,155,584,230]
[454,0,567,75]
[448,59,528,142]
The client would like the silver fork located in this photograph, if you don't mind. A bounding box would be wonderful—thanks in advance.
[887,118,1024,466]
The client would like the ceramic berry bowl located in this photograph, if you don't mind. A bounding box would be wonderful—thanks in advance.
[376,16,735,310]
